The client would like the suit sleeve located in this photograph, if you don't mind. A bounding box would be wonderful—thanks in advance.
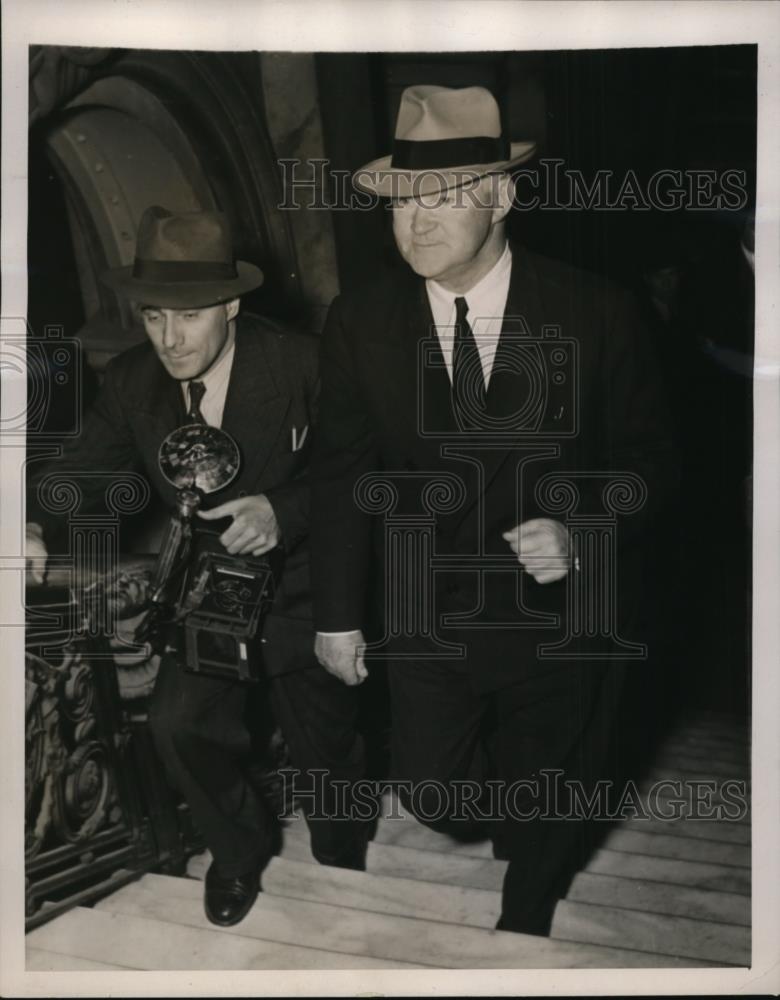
[309,295,379,632]
[596,288,680,543]
[27,358,139,550]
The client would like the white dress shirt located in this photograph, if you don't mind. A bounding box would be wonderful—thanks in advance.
[425,241,512,387]
[181,340,235,428]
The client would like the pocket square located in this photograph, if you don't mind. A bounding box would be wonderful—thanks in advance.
[291,425,308,451]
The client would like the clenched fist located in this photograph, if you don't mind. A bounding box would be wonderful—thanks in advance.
[503,518,572,584]
[314,630,368,686]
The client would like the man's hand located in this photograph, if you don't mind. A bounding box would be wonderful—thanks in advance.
[198,494,280,556]
[502,518,572,584]
[25,522,48,585]
[314,630,368,686]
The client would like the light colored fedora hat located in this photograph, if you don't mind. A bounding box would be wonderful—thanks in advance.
[353,85,536,198]
[101,206,263,308]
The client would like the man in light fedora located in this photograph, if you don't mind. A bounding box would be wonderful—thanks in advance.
[26,205,368,927]
[311,86,678,935]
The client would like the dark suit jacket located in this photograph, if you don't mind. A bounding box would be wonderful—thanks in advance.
[28,312,319,676]
[311,244,679,691]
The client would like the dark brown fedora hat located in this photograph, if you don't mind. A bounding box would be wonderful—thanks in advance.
[101,206,263,308]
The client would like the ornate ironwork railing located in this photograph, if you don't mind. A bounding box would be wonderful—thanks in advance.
[24,562,203,930]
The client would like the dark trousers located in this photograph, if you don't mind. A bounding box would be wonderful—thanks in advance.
[388,653,622,935]
[148,652,366,877]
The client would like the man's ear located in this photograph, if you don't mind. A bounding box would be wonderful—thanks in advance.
[225,297,241,322]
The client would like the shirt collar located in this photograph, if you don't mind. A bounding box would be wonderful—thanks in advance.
[190,337,235,393]
[426,241,512,314]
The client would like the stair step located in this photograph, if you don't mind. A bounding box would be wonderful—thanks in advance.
[276,812,751,895]
[639,775,750,816]
[552,898,749,965]
[652,754,748,779]
[374,815,494,858]
[567,872,750,926]
[269,855,502,929]
[180,848,753,933]
[647,765,750,786]
[660,740,749,766]
[27,901,419,970]
[621,816,750,845]
[669,723,748,746]
[586,848,750,895]
[189,847,503,929]
[602,828,750,867]
[370,807,750,864]
[95,872,713,968]
[25,946,133,971]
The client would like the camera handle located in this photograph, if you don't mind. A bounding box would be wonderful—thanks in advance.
[148,487,201,606]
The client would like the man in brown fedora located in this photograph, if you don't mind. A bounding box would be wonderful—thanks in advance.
[26,205,367,927]
[311,86,678,935]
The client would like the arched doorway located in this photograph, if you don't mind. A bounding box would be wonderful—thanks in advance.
[28,48,301,371]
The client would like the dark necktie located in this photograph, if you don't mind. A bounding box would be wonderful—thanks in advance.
[451,296,485,429]
[187,380,206,424]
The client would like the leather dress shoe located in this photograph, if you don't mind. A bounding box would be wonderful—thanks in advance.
[204,861,261,927]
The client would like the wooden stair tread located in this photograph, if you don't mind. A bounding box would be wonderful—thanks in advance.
[26,713,752,971]
[638,776,750,816]
[369,807,750,864]
[94,873,714,968]
[27,900,425,970]
[601,828,750,867]
[373,815,494,859]
[621,816,750,845]
[652,754,748,779]
[552,899,749,965]
[374,812,751,854]
[278,814,751,894]
[668,724,748,746]
[586,848,750,895]
[646,765,750,787]
[567,872,750,927]
[660,741,749,766]
[264,855,502,929]
[189,849,502,929]
[369,840,506,890]
[26,946,134,972]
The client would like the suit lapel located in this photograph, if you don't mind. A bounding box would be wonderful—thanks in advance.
[412,278,459,438]
[485,245,545,417]
[220,318,290,496]
[137,358,186,435]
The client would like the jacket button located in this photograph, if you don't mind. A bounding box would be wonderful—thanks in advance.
[238,490,247,497]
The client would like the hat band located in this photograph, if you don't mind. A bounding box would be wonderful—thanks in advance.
[391,136,510,170]
[132,258,238,283]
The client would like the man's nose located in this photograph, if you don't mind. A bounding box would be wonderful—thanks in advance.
[410,205,435,234]
[161,313,182,349]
